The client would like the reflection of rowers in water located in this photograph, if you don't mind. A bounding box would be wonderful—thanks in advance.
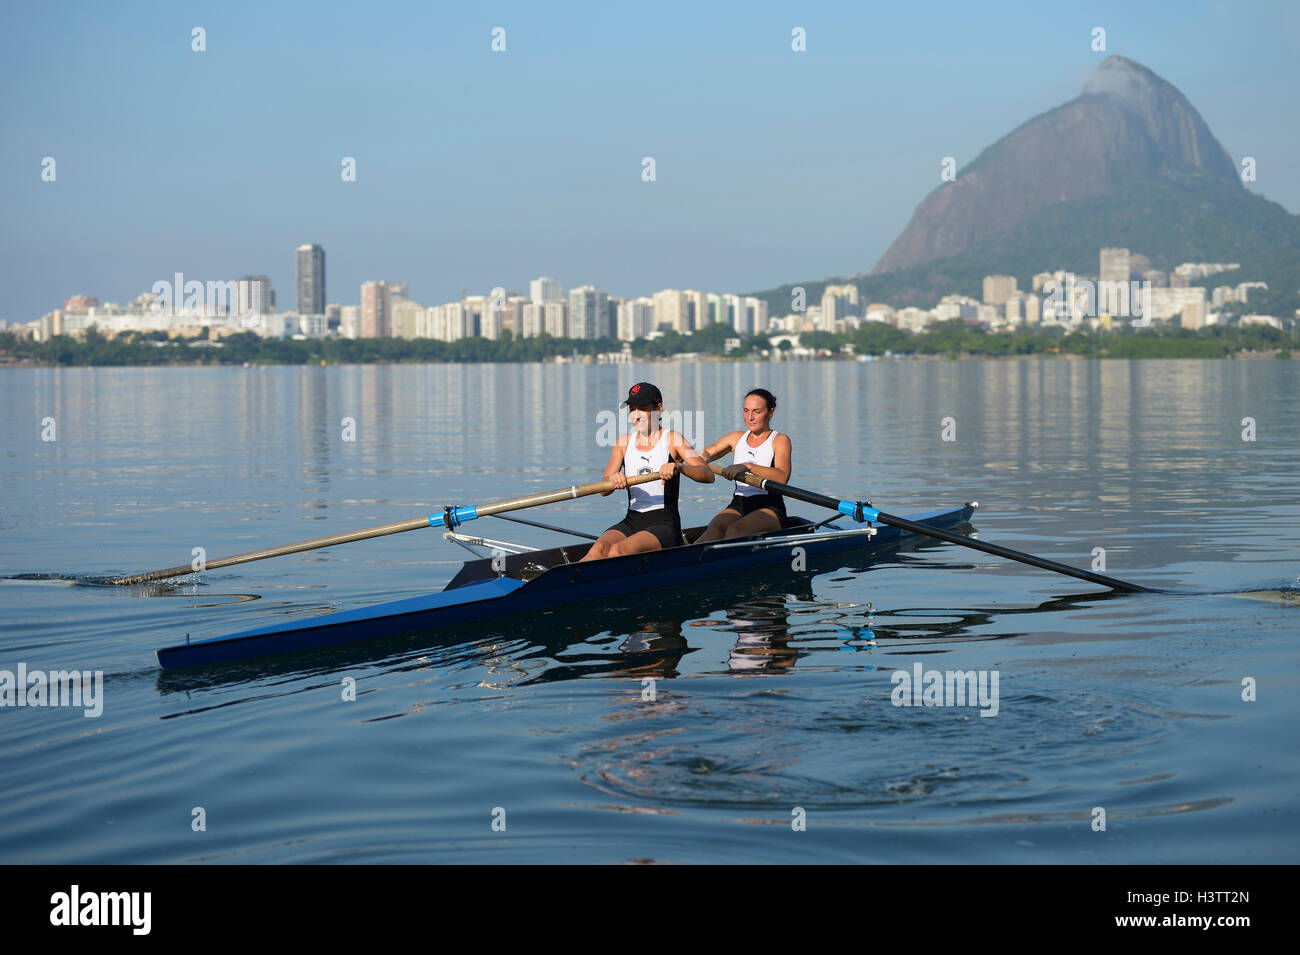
[720,600,799,673]
[613,598,801,675]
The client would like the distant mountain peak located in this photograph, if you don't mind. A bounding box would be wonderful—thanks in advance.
[872,57,1240,275]
[1083,54,1171,97]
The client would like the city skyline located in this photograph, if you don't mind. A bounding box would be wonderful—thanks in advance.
[15,236,1282,346]
[3,2,1298,325]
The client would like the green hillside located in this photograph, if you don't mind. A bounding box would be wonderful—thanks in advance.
[751,168,1300,319]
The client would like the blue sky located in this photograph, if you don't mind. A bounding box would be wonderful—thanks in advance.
[1,0,1296,322]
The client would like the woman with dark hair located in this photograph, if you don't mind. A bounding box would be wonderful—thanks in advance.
[696,388,791,542]
[580,382,714,561]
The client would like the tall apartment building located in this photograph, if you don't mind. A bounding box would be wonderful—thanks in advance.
[653,288,689,333]
[1181,298,1207,330]
[1099,248,1130,285]
[724,294,747,334]
[1140,286,1206,322]
[1004,295,1023,323]
[685,290,709,329]
[543,300,568,338]
[340,305,361,339]
[617,298,654,341]
[568,285,609,339]
[746,296,768,333]
[982,274,1018,305]
[521,301,544,338]
[428,302,460,341]
[530,276,564,303]
[706,293,723,326]
[820,289,849,328]
[1024,294,1041,325]
[823,283,860,314]
[360,280,390,337]
[235,276,275,315]
[480,300,502,340]
[296,244,325,315]
[502,295,526,337]
[390,298,425,339]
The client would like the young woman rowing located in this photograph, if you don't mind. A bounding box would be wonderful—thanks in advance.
[695,388,791,543]
[580,382,714,561]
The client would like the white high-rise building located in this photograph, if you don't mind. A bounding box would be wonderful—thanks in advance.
[463,296,486,338]
[617,297,655,341]
[707,293,723,326]
[568,285,609,339]
[530,276,564,303]
[685,290,709,330]
[480,302,503,340]
[521,302,544,338]
[654,288,689,333]
[340,305,361,339]
[745,297,768,333]
[390,298,425,339]
[723,294,747,334]
[431,301,471,341]
[543,300,568,338]
[1141,286,1206,323]
[502,295,526,337]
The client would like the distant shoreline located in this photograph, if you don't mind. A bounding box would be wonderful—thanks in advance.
[1,323,1292,368]
[1,351,1293,369]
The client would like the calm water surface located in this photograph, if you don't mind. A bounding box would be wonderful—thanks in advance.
[1,359,1297,863]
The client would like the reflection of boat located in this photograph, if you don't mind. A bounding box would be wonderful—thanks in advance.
[156,505,976,669]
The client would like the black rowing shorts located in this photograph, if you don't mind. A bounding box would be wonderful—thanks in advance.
[725,492,786,518]
[609,508,684,549]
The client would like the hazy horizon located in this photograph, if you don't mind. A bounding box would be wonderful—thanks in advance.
[2,0,1297,323]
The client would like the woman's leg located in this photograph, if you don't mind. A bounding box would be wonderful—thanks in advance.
[694,509,742,543]
[580,528,627,561]
[721,508,782,539]
[606,529,665,557]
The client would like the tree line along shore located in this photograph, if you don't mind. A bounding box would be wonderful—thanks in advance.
[0,321,1293,367]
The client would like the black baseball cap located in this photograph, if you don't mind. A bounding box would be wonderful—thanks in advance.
[621,382,663,407]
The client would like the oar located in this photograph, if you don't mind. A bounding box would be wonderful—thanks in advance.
[712,465,1151,593]
[108,473,663,585]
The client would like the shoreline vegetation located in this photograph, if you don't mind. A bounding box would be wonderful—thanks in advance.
[0,322,1293,367]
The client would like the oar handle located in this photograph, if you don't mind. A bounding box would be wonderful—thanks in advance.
[710,464,1150,593]
[109,471,666,585]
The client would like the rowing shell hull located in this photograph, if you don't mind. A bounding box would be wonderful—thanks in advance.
[156,505,974,669]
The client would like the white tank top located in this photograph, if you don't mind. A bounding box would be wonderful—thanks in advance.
[733,429,778,496]
[624,430,672,512]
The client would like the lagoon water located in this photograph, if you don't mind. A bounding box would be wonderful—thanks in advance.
[1,359,1297,863]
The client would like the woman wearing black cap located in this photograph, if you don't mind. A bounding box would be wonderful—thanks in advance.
[695,388,791,542]
[580,382,714,561]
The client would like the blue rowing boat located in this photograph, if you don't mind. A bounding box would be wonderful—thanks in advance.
[156,504,977,669]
